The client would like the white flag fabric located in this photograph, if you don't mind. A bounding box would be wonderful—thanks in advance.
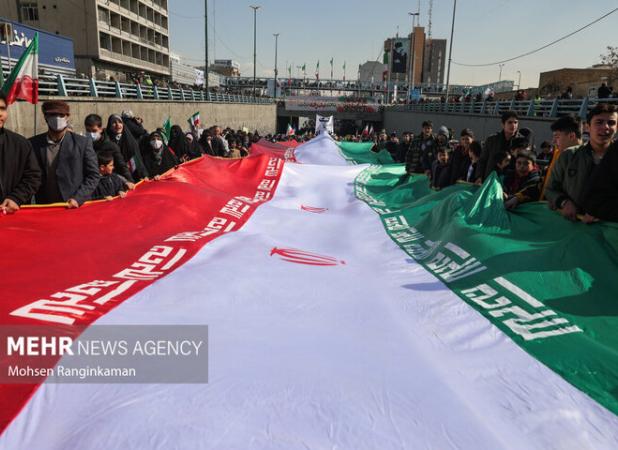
[315,114,334,135]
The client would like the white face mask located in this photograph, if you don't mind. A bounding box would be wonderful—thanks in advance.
[150,140,163,150]
[46,116,68,132]
[87,131,101,141]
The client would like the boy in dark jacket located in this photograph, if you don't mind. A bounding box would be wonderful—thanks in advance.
[92,153,130,201]
[504,150,541,210]
[431,148,451,189]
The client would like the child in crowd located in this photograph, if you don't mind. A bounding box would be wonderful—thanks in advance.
[504,150,541,210]
[465,141,482,182]
[431,148,451,189]
[493,150,512,188]
[92,153,131,201]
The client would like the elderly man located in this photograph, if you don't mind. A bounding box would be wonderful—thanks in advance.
[0,91,41,214]
[30,100,99,208]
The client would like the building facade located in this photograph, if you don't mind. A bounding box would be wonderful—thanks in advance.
[209,59,240,78]
[0,0,170,81]
[422,38,446,87]
[359,61,387,85]
[538,66,616,98]
[383,27,446,88]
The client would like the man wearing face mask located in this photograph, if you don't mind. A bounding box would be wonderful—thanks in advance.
[84,114,133,182]
[30,101,100,208]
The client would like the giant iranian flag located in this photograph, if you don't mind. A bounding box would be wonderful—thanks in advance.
[1,135,618,449]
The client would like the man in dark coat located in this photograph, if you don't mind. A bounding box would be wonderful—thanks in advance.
[30,101,100,207]
[406,121,436,175]
[476,111,520,182]
[0,91,41,213]
[210,125,228,157]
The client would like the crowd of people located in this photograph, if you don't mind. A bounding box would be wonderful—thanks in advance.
[0,93,268,212]
[343,104,618,222]
[1,91,616,223]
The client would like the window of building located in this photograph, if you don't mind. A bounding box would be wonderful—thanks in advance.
[20,2,40,21]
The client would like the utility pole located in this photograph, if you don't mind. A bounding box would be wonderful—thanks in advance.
[499,63,505,81]
[444,0,457,106]
[273,33,279,100]
[204,0,209,92]
[250,5,261,99]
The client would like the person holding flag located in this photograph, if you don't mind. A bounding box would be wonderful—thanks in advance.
[286,124,295,137]
[0,90,41,214]
[30,100,100,208]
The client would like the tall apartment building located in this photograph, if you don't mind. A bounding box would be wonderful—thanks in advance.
[0,0,170,80]
[422,39,446,87]
[383,27,446,87]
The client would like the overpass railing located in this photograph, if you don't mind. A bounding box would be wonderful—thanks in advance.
[388,97,618,119]
[33,74,273,104]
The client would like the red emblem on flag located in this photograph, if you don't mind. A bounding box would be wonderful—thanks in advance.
[301,205,328,214]
[270,248,346,266]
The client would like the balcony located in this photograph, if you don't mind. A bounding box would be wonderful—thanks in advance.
[99,47,170,75]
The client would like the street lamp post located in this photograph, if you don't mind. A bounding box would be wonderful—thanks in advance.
[204,0,209,93]
[408,12,419,101]
[498,63,505,81]
[273,33,279,100]
[250,5,260,99]
[444,0,457,107]
[516,70,522,90]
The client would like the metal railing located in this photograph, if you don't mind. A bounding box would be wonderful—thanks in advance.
[30,73,273,104]
[387,97,618,119]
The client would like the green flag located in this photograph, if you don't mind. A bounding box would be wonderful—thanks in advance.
[161,117,172,144]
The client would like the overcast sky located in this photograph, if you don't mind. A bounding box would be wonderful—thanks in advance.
[169,0,617,89]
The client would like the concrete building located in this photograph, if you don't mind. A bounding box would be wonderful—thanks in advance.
[383,27,446,87]
[538,66,616,98]
[0,0,170,81]
[422,38,446,87]
[210,59,240,78]
[359,61,387,85]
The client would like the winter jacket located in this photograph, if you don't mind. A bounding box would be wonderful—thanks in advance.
[446,145,471,185]
[544,143,600,212]
[0,128,41,205]
[431,160,451,189]
[476,131,518,181]
[405,134,436,174]
[92,173,128,200]
[93,134,133,182]
[504,170,541,204]
[585,142,618,222]
[30,131,100,205]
